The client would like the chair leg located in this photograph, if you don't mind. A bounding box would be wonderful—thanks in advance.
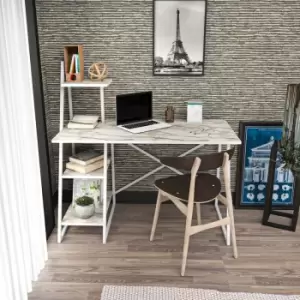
[227,199,238,258]
[196,203,201,225]
[181,200,194,276]
[181,230,191,276]
[150,191,162,242]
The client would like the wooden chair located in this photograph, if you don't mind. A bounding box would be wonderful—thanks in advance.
[150,149,238,276]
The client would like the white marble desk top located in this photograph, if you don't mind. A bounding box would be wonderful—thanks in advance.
[52,119,241,145]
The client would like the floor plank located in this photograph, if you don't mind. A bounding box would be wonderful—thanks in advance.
[29,204,300,299]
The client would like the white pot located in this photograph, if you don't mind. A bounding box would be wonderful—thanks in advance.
[74,203,95,219]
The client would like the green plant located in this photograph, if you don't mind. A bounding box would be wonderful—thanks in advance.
[75,196,94,206]
[89,183,100,191]
[279,137,300,175]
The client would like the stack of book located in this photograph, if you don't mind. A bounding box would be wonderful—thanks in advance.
[67,115,99,129]
[69,54,80,74]
[66,150,104,174]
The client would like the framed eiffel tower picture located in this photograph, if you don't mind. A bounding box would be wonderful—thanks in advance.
[153,0,207,76]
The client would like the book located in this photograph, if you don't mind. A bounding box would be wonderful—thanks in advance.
[69,150,103,166]
[69,54,76,73]
[67,115,99,129]
[75,54,79,73]
[66,160,104,174]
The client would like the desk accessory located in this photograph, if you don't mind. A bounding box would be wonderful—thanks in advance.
[88,62,108,81]
[165,105,175,123]
[116,91,171,133]
[186,101,203,123]
[69,150,103,166]
[72,179,102,211]
[64,45,84,82]
[67,115,99,129]
[74,196,95,219]
[66,160,104,174]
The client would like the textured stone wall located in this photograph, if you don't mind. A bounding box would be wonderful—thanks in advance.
[36,0,300,193]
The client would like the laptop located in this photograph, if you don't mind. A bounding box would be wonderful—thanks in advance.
[116,91,171,133]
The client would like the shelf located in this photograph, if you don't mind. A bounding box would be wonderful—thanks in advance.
[62,191,113,227]
[61,78,112,88]
[62,159,110,179]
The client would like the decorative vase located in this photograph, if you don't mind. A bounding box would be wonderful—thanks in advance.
[165,105,175,123]
[74,203,95,219]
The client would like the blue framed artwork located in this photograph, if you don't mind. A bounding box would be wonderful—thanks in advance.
[235,121,294,209]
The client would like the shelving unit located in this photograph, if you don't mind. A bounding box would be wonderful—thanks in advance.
[56,61,114,244]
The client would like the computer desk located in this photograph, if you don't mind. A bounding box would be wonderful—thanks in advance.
[52,119,241,244]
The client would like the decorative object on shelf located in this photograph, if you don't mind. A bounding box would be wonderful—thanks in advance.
[66,160,104,174]
[235,121,294,209]
[153,0,207,76]
[69,150,104,166]
[74,196,95,219]
[67,115,99,129]
[88,62,108,81]
[262,84,300,231]
[73,179,102,212]
[186,101,203,123]
[67,149,104,174]
[64,45,84,82]
[165,105,175,123]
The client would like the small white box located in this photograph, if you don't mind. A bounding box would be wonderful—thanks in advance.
[186,101,203,123]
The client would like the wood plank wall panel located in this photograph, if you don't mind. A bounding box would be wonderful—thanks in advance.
[35,0,300,193]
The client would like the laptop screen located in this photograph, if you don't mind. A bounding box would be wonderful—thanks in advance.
[116,91,152,125]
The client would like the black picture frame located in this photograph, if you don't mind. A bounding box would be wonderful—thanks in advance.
[153,0,207,76]
[235,120,294,210]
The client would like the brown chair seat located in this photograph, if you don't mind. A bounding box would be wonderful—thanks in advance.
[155,173,221,203]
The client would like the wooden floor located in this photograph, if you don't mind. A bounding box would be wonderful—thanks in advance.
[29,204,300,300]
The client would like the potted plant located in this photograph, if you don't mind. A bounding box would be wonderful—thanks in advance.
[74,196,95,219]
[280,84,300,175]
[263,84,300,231]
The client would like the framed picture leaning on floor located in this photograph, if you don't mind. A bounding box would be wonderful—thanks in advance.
[235,121,294,209]
[153,0,207,76]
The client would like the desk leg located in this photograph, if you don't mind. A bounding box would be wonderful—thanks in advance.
[226,144,231,246]
[105,143,116,242]
[57,143,68,243]
[111,144,116,205]
[102,143,108,244]
[215,144,227,244]
[67,87,75,155]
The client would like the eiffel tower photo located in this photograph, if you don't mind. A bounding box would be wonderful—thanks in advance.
[154,1,207,76]
[167,9,191,65]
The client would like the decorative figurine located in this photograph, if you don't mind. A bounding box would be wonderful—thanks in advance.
[165,105,175,123]
[88,62,108,81]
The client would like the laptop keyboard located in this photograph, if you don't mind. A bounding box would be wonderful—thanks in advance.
[123,120,158,129]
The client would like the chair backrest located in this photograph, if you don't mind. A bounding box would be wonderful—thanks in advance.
[160,148,235,172]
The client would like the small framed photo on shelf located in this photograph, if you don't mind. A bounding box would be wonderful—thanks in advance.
[153,0,207,76]
[235,121,294,209]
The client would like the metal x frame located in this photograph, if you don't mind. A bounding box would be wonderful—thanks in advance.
[114,143,231,246]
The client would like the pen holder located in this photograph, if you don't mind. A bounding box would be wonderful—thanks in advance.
[165,105,175,123]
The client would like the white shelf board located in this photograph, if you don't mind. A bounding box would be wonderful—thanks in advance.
[62,159,111,179]
[61,78,112,88]
[62,191,113,227]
